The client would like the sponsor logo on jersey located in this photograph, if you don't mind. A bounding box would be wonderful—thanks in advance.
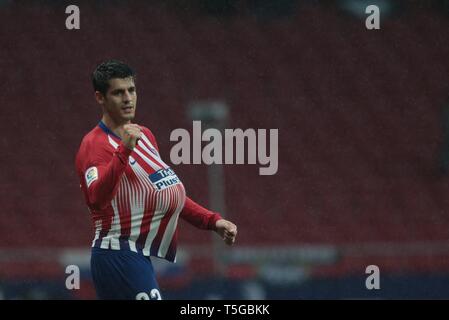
[149,168,181,191]
[85,166,98,188]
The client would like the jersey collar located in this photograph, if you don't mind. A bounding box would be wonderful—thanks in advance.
[98,121,122,140]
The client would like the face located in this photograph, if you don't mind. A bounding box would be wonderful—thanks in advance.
[96,77,137,124]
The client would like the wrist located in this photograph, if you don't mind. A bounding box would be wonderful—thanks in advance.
[208,213,223,231]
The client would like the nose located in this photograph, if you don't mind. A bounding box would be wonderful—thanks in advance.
[123,90,132,103]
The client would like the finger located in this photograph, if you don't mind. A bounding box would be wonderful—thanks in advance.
[125,124,141,132]
[224,234,235,240]
[128,130,140,137]
[224,222,235,230]
[224,232,233,239]
[128,130,141,137]
[224,231,235,238]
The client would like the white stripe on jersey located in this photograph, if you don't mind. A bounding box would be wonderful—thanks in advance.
[91,220,101,247]
[127,160,147,252]
[101,186,122,249]
[110,236,120,250]
[100,196,121,249]
[140,133,160,157]
[133,147,162,171]
[109,133,163,170]
[138,136,169,169]
[158,185,184,258]
[108,135,119,148]
[122,173,137,252]
[100,237,110,249]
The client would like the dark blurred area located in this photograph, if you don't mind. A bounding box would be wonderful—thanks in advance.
[1,0,449,299]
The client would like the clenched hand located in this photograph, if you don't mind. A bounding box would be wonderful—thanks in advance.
[123,124,142,150]
[215,219,237,245]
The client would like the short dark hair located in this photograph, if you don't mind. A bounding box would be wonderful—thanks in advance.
[92,60,136,95]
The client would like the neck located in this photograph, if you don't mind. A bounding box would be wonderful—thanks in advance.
[101,114,131,139]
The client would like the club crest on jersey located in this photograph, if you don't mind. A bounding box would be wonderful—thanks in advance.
[85,166,98,188]
[149,168,180,191]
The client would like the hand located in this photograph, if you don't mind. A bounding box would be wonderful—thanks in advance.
[215,219,237,246]
[122,124,142,150]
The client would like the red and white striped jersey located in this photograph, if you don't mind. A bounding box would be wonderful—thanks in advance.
[75,121,222,262]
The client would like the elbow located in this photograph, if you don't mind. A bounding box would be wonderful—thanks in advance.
[88,194,109,211]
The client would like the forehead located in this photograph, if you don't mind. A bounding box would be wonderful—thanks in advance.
[107,77,135,91]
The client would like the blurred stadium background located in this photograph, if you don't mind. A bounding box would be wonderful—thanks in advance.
[1,0,449,299]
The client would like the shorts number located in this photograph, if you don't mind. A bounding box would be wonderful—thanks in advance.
[136,289,162,300]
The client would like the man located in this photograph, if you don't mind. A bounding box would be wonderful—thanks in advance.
[75,60,237,300]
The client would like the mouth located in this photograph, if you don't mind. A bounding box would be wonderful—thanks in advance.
[122,106,134,113]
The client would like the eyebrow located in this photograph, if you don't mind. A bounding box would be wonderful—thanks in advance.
[110,86,136,94]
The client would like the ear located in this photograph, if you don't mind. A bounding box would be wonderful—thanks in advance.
[95,91,105,105]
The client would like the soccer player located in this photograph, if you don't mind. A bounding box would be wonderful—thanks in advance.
[75,60,237,300]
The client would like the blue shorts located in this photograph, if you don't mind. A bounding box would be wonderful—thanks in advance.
[90,247,162,300]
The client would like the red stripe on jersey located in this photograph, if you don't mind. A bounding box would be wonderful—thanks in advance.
[117,176,132,240]
[130,145,161,174]
[138,136,166,169]
[150,186,179,255]
[134,143,168,174]
[95,209,114,241]
[135,176,157,249]
[165,231,178,262]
